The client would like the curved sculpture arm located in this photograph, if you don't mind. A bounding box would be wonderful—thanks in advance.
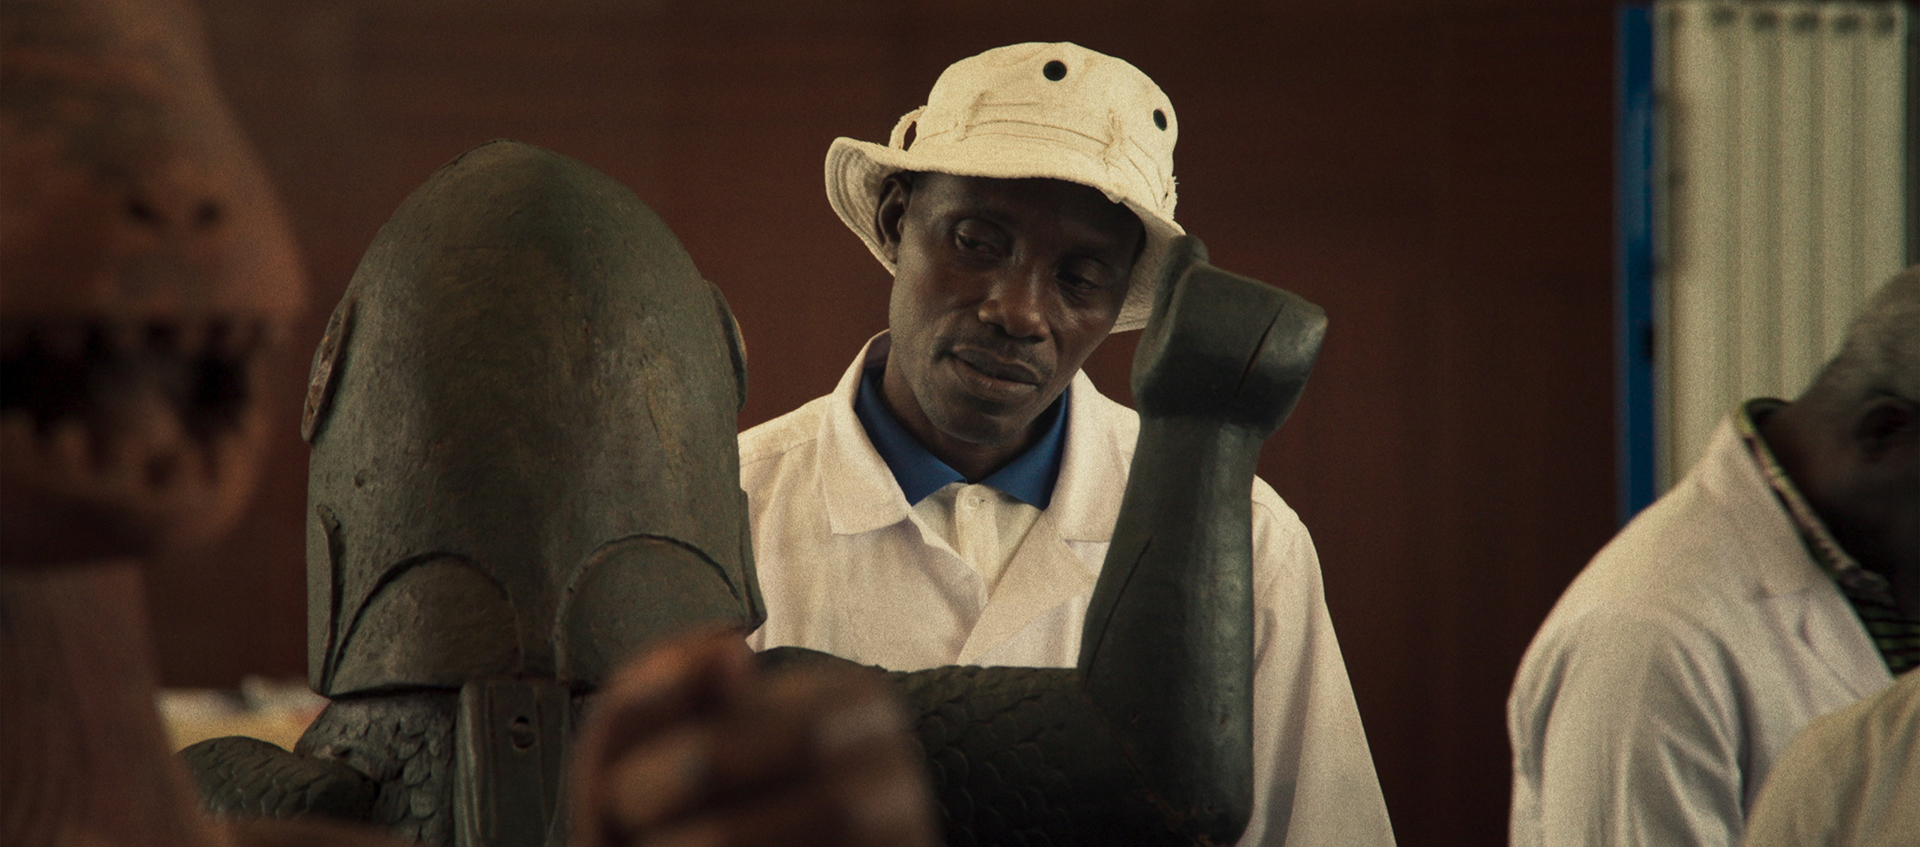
[1079,235,1329,844]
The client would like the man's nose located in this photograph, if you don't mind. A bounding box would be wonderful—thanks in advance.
[976,269,1049,341]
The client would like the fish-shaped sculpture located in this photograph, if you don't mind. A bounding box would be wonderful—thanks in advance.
[188,139,761,847]
[183,140,1326,847]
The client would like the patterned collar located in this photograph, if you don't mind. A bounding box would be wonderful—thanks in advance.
[1737,399,1902,609]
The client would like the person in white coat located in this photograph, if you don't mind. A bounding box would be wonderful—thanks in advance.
[1740,669,1920,847]
[739,42,1395,847]
[1508,265,1920,847]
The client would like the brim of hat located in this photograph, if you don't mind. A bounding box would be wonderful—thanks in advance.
[826,136,1182,333]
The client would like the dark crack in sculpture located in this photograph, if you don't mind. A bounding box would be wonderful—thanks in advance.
[183,141,1326,847]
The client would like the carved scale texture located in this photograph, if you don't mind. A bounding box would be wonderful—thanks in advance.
[291,692,458,847]
[183,693,456,845]
[185,656,1210,846]
[763,648,1206,847]
[180,735,375,821]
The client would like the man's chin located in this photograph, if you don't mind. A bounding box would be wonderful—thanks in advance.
[923,399,1039,450]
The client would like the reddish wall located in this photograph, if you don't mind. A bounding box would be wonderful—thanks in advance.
[147,2,1621,843]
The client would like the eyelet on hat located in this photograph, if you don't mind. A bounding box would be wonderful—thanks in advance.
[1043,60,1067,80]
[1153,109,1167,130]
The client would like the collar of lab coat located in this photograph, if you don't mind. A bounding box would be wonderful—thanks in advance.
[1696,416,1841,599]
[818,333,1131,544]
[1695,414,1892,695]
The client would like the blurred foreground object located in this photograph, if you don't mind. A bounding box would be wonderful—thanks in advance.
[1741,670,1920,847]
[158,678,327,752]
[570,630,936,847]
[1,0,305,563]
[0,0,374,845]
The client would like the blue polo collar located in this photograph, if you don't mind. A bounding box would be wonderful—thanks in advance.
[852,363,1067,509]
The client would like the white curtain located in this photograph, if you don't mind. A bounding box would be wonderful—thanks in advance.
[1655,0,1907,487]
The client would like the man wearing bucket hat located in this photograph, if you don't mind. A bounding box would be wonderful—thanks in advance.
[740,43,1395,846]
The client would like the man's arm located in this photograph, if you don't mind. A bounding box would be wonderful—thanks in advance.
[1243,489,1396,847]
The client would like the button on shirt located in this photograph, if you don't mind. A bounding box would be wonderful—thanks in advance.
[852,363,1066,595]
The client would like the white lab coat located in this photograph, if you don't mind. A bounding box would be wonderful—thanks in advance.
[1508,416,1892,847]
[741,335,1395,847]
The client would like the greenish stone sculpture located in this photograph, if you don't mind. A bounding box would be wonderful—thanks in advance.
[184,141,1326,847]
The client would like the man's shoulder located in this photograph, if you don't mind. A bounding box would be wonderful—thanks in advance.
[1246,474,1299,523]
[1540,489,1747,634]
[1509,502,1753,731]
[1577,412,1821,605]
[1517,469,1798,692]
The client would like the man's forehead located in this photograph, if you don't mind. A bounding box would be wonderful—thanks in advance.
[909,172,1143,250]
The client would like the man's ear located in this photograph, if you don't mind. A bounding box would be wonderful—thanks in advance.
[1854,396,1920,463]
[874,172,913,265]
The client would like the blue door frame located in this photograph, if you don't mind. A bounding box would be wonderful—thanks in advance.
[1617,4,1658,523]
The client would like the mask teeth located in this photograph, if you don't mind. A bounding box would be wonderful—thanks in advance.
[206,318,264,360]
[102,324,144,358]
[0,315,274,441]
[44,417,90,481]
[0,414,32,467]
[0,314,275,500]
[37,323,89,360]
[0,394,213,495]
[148,321,188,357]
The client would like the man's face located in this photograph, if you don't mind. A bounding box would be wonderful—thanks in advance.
[877,173,1142,460]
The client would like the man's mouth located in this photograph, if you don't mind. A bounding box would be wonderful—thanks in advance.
[949,348,1042,386]
[942,347,1047,407]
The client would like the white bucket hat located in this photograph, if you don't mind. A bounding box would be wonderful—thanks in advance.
[824,42,1182,332]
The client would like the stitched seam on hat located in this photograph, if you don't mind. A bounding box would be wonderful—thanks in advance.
[1116,136,1168,207]
[1101,111,1127,172]
[916,121,1113,153]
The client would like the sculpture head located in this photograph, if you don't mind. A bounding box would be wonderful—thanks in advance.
[0,0,307,567]
[303,140,764,697]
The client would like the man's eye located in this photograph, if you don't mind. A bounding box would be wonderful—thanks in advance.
[951,221,1006,256]
[1059,264,1109,291]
